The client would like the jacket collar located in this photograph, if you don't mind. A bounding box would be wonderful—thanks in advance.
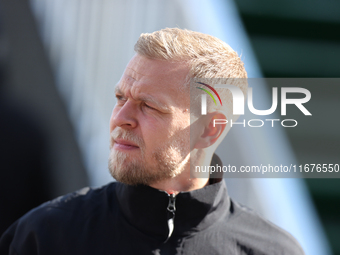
[115,154,230,241]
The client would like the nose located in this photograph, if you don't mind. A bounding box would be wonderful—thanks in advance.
[110,101,138,130]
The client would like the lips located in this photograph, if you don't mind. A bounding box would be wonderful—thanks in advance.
[113,138,139,151]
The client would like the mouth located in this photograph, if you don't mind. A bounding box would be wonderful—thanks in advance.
[113,138,140,151]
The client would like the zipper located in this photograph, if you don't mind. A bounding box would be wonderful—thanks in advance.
[164,193,176,243]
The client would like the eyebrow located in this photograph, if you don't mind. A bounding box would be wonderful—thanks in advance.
[115,86,171,112]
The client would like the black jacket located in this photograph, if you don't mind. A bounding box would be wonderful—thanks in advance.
[0,178,304,255]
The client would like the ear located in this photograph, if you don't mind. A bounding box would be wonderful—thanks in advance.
[194,112,227,149]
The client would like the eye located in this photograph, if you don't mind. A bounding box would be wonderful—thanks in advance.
[115,94,126,104]
[115,94,123,100]
[144,103,155,110]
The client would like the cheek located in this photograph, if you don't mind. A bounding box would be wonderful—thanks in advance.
[139,117,172,146]
[140,117,162,135]
[171,112,190,133]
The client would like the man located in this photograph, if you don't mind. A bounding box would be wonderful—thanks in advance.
[0,28,304,254]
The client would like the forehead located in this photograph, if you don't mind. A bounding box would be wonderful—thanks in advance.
[117,55,189,104]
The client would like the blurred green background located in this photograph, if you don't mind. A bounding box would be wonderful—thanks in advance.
[234,0,340,253]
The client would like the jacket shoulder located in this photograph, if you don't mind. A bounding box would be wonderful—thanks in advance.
[0,182,119,254]
[23,182,117,219]
[229,199,305,255]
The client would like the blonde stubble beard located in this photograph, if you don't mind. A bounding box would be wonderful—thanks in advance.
[108,129,190,186]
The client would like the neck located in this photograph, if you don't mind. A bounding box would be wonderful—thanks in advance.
[150,175,209,195]
[149,150,213,194]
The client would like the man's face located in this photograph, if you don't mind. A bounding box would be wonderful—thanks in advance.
[109,54,191,186]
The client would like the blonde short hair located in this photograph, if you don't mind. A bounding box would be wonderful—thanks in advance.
[134,28,247,79]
